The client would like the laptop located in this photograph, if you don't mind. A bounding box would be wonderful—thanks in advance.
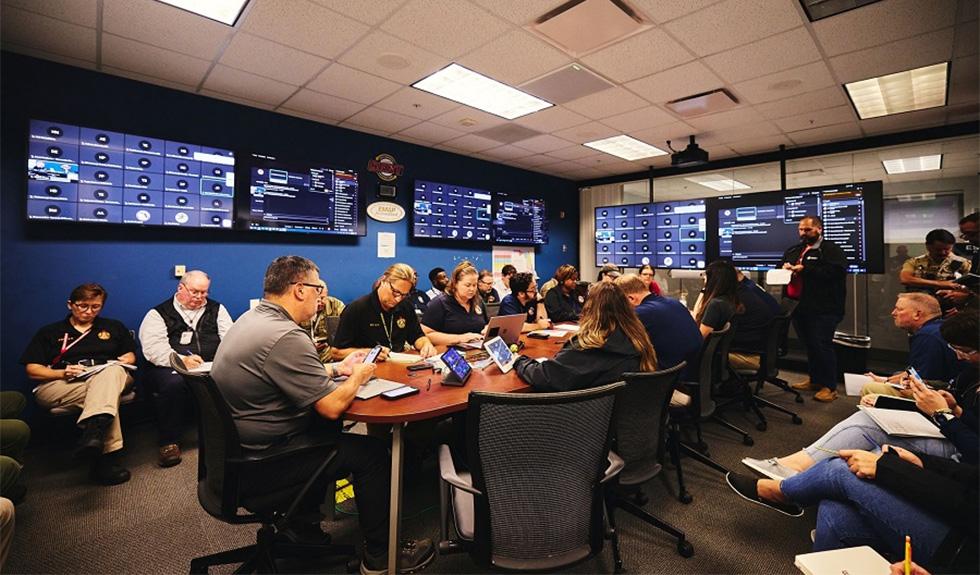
[457,313,525,350]
[483,336,517,374]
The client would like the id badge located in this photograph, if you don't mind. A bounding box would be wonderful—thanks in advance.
[179,331,193,345]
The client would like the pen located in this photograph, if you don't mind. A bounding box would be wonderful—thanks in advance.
[904,535,911,575]
[812,445,839,455]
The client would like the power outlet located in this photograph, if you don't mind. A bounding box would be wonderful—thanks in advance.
[174,265,186,277]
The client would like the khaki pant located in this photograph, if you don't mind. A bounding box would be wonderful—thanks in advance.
[729,352,761,372]
[34,365,132,454]
[860,381,910,398]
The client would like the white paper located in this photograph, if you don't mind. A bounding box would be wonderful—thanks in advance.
[189,361,213,374]
[554,324,580,332]
[386,352,421,364]
[858,406,945,438]
[795,546,889,575]
[529,329,564,337]
[765,268,793,286]
[378,232,396,258]
[843,372,872,396]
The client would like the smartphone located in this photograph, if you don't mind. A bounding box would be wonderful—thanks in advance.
[906,366,923,384]
[406,363,432,372]
[363,345,383,364]
[381,385,419,400]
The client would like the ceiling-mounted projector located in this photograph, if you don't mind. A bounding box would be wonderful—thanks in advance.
[666,135,709,168]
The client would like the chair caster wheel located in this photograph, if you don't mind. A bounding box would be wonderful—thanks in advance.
[743,436,754,446]
[795,396,804,403]
[792,416,803,425]
[679,492,693,504]
[346,558,360,574]
[677,540,694,558]
[755,421,768,432]
[696,442,709,454]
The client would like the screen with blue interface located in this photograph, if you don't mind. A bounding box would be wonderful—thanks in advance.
[413,180,492,242]
[27,119,235,228]
[595,199,707,269]
[492,191,548,245]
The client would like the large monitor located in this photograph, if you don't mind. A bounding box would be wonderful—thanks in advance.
[27,119,235,228]
[242,153,366,236]
[412,179,491,242]
[492,191,548,245]
[595,199,707,269]
[710,181,884,273]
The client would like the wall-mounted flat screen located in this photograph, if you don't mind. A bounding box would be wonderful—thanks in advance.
[243,154,366,236]
[710,181,884,273]
[412,179,491,241]
[595,199,707,269]
[492,191,548,245]
[27,119,235,228]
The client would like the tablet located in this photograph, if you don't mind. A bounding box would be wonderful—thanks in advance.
[484,335,517,374]
[440,347,472,385]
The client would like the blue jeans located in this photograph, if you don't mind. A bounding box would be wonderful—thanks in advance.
[781,458,950,566]
[803,411,959,463]
[793,312,842,390]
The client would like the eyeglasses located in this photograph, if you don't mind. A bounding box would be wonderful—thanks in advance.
[387,281,408,300]
[293,282,325,294]
[71,302,103,312]
[183,287,208,297]
[478,279,494,287]
[948,343,977,357]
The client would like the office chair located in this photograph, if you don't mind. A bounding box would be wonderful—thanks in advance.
[322,316,341,346]
[172,353,356,574]
[606,364,694,570]
[437,382,625,571]
[485,302,500,319]
[730,312,804,426]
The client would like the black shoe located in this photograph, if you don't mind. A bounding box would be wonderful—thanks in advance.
[74,414,112,460]
[360,539,435,575]
[725,472,803,517]
[92,456,130,486]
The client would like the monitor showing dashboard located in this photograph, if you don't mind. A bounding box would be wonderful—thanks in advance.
[412,179,491,242]
[595,199,707,269]
[243,154,366,236]
[492,191,548,245]
[27,119,235,228]
[711,181,884,273]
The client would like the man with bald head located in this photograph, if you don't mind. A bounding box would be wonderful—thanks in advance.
[139,270,233,467]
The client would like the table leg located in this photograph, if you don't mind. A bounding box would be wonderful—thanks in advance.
[387,422,405,574]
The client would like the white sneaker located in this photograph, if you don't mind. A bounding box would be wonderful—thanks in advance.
[741,457,799,481]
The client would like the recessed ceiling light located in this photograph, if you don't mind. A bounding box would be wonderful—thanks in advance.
[583,135,667,161]
[844,62,949,120]
[412,63,553,120]
[882,154,943,174]
[155,0,249,25]
[684,174,751,192]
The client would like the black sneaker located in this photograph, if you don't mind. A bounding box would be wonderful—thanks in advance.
[91,455,131,486]
[725,472,803,517]
[360,539,435,575]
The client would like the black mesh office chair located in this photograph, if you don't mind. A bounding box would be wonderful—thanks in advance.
[606,364,694,570]
[731,312,805,425]
[485,302,500,319]
[437,382,625,571]
[171,353,356,574]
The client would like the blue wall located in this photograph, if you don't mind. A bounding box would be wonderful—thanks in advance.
[1,52,580,392]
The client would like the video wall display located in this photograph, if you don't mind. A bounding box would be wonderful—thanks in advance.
[595,200,707,269]
[27,119,235,228]
[243,154,366,236]
[712,181,884,273]
[491,191,548,245]
[412,180,492,241]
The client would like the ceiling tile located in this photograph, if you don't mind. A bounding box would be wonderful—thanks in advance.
[279,89,366,121]
[103,0,231,59]
[627,121,698,145]
[276,107,340,125]
[579,29,694,83]
[663,0,803,57]
[442,133,502,153]
[373,87,462,120]
[306,64,401,105]
[698,120,781,145]
[101,66,196,94]
[308,0,407,25]
[629,0,723,24]
[428,107,508,132]
[220,33,328,86]
[547,146,604,160]
[787,122,862,146]
[458,29,570,85]
[726,134,793,155]
[553,121,621,144]
[948,55,979,105]
[3,0,99,27]
[394,121,466,144]
[704,27,821,84]
[338,30,447,84]
[469,0,568,25]
[829,27,954,84]
[859,107,950,135]
[564,87,649,119]
[102,34,212,88]
[954,21,978,57]
[202,65,298,106]
[625,61,724,105]
[240,0,369,60]
[958,0,979,22]
[342,107,420,134]
[811,0,957,57]
[513,134,578,153]
[601,106,677,132]
[513,106,591,132]
[754,86,850,120]
[199,89,277,111]
[481,145,535,161]
[732,61,836,104]
[513,154,565,168]
[381,0,512,59]
[687,107,766,131]
[0,6,96,61]
[774,105,857,133]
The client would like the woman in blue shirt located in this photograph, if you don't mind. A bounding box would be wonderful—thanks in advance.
[421,260,488,346]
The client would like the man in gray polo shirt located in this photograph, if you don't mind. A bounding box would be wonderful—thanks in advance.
[212,255,434,575]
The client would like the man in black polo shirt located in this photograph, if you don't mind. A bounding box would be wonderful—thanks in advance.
[138,270,233,467]
[543,264,583,322]
[333,263,437,360]
[498,272,550,332]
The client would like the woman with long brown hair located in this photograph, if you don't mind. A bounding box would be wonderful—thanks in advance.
[513,282,657,392]
[692,260,744,338]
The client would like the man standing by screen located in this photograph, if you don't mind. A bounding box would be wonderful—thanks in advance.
[781,215,847,402]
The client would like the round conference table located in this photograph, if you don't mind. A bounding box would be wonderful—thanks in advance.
[344,329,575,573]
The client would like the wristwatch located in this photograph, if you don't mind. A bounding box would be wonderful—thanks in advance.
[931,408,954,426]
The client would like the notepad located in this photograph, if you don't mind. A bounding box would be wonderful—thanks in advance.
[188,362,213,374]
[843,373,872,396]
[859,405,945,438]
[794,545,889,575]
[67,360,137,382]
[766,268,793,286]
[355,379,408,400]
[387,352,422,364]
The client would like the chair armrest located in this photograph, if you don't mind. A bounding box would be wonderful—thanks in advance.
[602,451,624,484]
[438,444,481,496]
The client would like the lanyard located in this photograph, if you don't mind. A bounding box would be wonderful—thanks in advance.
[379,312,394,348]
[51,328,91,366]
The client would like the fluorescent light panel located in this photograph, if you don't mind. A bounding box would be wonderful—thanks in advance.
[155,0,250,26]
[583,135,667,161]
[845,62,948,120]
[684,174,751,192]
[412,63,553,120]
[882,154,942,174]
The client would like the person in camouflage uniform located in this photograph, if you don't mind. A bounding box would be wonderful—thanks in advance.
[900,229,971,311]
[300,279,345,363]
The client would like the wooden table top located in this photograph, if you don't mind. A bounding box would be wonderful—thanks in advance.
[344,330,574,424]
